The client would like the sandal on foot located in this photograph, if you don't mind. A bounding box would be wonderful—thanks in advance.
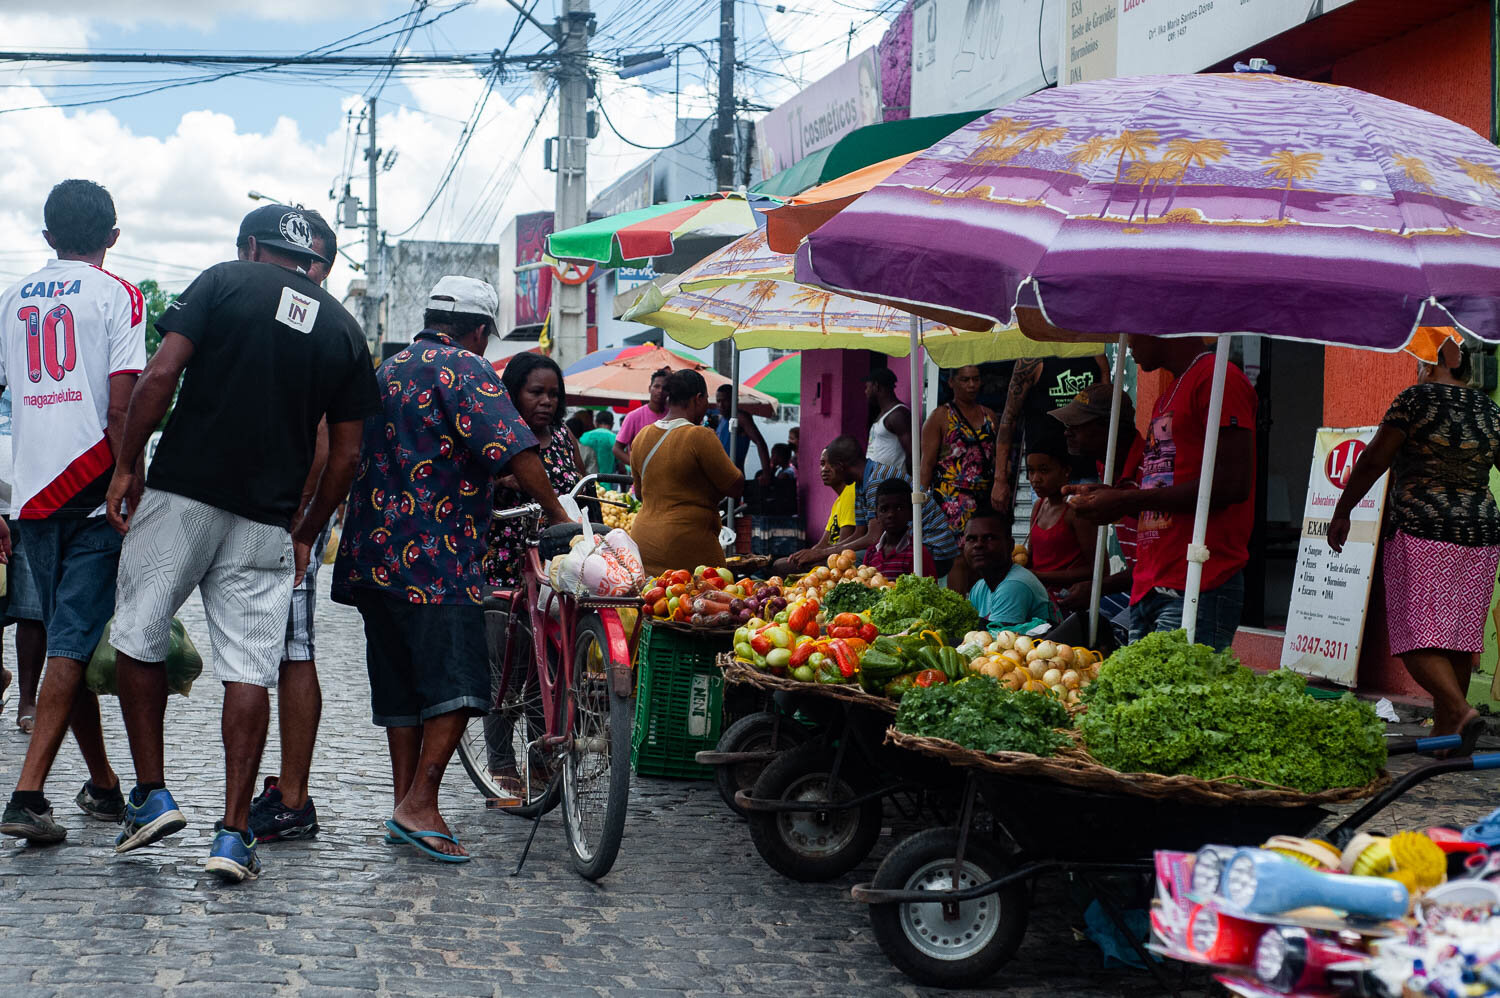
[16,714,33,734]
[384,819,470,863]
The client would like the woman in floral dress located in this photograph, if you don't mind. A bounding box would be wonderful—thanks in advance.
[483,352,591,795]
[920,364,998,537]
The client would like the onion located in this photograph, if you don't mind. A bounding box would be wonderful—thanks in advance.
[1027,660,1047,679]
[1014,636,1034,654]
[1001,671,1023,691]
[1054,644,1075,666]
[1034,640,1057,661]
[993,631,1015,651]
[1042,668,1062,687]
[1061,669,1080,689]
[1001,650,1024,666]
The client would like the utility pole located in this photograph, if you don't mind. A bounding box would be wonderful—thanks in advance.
[712,0,737,376]
[551,0,593,373]
[364,97,382,352]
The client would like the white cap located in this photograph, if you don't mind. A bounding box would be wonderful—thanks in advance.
[427,275,498,322]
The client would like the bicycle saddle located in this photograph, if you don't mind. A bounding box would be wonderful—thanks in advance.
[538,521,611,560]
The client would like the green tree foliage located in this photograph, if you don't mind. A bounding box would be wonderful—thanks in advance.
[137,279,176,358]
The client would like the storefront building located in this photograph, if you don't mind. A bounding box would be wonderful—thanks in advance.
[789,0,1500,705]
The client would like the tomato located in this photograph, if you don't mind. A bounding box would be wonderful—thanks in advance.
[750,635,772,656]
[704,575,727,590]
[670,569,692,585]
[716,568,734,584]
[833,612,862,629]
[802,619,821,638]
[828,625,859,640]
[913,669,947,688]
[858,622,879,643]
[643,587,666,604]
[666,583,687,597]
[652,598,669,616]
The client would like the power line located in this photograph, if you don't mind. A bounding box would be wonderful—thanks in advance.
[389,65,502,237]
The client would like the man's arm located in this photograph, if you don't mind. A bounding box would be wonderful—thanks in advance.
[290,418,361,584]
[613,440,631,471]
[508,449,572,525]
[107,332,195,534]
[886,405,914,470]
[738,411,771,477]
[1066,427,1254,523]
[991,359,1041,512]
[296,418,330,519]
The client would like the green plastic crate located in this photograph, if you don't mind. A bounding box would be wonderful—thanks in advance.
[632,622,729,779]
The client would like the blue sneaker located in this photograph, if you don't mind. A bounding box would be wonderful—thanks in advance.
[114,787,187,854]
[205,823,261,882]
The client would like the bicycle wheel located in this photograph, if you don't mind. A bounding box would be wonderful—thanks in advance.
[457,619,560,818]
[560,612,633,880]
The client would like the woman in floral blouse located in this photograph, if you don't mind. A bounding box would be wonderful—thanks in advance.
[1330,333,1500,744]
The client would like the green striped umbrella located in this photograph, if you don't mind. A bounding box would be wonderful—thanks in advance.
[743,352,800,405]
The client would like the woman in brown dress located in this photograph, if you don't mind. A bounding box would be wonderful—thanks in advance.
[629,369,744,576]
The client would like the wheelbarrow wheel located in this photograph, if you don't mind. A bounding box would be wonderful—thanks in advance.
[868,827,1028,988]
[714,712,810,818]
[746,741,883,882]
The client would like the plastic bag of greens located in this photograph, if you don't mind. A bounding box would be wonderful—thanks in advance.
[85,617,203,697]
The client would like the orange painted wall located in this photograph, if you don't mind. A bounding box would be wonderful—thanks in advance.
[1320,5,1491,699]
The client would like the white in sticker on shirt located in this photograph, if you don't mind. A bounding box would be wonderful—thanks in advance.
[275,286,320,334]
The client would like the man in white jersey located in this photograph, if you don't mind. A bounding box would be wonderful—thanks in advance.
[0,179,143,843]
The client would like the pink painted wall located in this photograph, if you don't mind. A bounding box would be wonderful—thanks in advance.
[798,350,880,539]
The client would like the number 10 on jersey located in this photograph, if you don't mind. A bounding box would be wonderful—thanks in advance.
[17,303,76,383]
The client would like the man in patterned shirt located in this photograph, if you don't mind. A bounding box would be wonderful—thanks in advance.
[333,276,568,863]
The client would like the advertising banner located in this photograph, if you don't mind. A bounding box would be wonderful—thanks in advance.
[757,47,882,178]
[1280,427,1390,687]
[589,160,654,221]
[513,211,554,329]
[910,0,1059,117]
[1063,0,1359,85]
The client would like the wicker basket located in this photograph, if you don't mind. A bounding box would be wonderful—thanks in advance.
[884,728,1390,808]
[719,654,897,714]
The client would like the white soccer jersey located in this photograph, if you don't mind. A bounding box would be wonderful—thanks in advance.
[0,258,146,518]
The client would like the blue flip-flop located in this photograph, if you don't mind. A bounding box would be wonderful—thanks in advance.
[383,819,470,863]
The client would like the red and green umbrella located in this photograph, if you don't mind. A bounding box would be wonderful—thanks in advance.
[548,192,781,270]
[561,342,697,376]
[743,352,800,406]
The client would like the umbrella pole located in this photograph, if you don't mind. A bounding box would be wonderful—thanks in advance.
[1089,335,1128,647]
[728,346,741,532]
[909,315,925,577]
[1182,337,1232,645]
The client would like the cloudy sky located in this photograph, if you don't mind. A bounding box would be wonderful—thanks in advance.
[0,1,894,300]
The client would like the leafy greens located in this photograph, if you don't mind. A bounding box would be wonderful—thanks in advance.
[1078,631,1386,793]
[868,574,981,646]
[895,677,1070,756]
[821,581,884,617]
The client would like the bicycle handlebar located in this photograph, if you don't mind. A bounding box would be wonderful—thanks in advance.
[491,472,631,521]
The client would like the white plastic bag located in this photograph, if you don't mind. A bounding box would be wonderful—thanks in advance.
[547,520,646,597]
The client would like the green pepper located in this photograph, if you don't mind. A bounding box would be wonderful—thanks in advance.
[815,660,847,684]
[883,671,922,700]
[938,647,965,682]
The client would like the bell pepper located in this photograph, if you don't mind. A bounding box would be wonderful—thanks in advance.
[938,647,966,682]
[750,634,772,656]
[801,619,821,638]
[858,622,879,644]
[827,638,859,679]
[833,612,863,629]
[883,671,921,700]
[913,669,947,688]
[918,629,944,647]
[815,659,847,684]
[828,625,859,640]
[789,641,817,668]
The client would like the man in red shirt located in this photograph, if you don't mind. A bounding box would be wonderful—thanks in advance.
[1065,338,1256,651]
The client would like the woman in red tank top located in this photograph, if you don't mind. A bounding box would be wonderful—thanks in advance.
[1025,448,1096,599]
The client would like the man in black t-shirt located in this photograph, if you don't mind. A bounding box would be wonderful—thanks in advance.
[103,204,379,884]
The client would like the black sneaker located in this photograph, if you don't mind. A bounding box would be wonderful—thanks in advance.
[0,798,66,844]
[248,782,319,842]
[76,781,126,822]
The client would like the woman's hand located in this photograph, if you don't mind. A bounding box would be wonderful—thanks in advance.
[1327,514,1351,554]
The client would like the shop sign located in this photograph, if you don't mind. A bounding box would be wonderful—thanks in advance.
[616,264,657,293]
[1280,427,1389,687]
[910,0,1059,117]
[757,47,882,177]
[1062,0,1359,85]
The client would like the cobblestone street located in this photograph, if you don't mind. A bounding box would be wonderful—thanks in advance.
[1,581,1497,997]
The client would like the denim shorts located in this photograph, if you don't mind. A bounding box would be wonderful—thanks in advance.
[18,516,122,662]
[5,522,42,622]
[1130,570,1245,652]
[353,590,489,728]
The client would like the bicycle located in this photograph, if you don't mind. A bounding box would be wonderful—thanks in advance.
[455,473,642,880]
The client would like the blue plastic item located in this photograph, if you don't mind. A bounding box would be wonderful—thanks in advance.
[1217,848,1408,921]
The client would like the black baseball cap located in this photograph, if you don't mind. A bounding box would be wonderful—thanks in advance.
[238,204,330,264]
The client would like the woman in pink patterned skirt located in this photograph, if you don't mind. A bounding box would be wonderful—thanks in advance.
[1329,335,1500,743]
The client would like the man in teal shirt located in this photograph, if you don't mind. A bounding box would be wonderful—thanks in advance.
[579,409,618,475]
[960,511,1056,634]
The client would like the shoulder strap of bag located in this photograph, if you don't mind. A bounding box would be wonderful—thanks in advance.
[637,422,684,483]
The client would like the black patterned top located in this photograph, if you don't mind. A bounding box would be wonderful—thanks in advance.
[1381,382,1500,546]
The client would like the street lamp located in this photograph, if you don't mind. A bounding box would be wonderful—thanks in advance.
[245,190,363,272]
